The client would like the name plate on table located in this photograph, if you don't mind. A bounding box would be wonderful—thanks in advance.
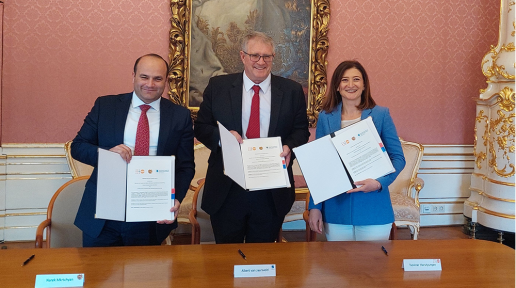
[35,274,84,288]
[402,259,442,271]
[234,264,276,277]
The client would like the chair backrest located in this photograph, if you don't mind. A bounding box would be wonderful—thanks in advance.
[65,141,94,178]
[192,143,210,184]
[190,180,215,244]
[47,176,89,248]
[388,139,424,198]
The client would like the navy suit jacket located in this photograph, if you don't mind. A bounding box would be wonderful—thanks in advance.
[194,73,310,217]
[72,92,195,244]
[308,103,406,225]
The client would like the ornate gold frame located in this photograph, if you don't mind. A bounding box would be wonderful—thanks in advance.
[167,0,330,127]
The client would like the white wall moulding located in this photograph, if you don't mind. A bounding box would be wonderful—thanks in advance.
[0,143,481,240]
[0,144,70,241]
[418,145,475,226]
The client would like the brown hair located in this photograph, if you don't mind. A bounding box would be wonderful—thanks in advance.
[322,60,376,113]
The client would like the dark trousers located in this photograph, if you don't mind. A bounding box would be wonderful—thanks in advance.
[210,183,285,243]
[82,220,157,247]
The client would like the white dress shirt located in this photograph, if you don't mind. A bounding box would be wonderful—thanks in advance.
[241,72,271,139]
[123,92,161,156]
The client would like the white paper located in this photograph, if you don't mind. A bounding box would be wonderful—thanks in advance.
[218,122,246,189]
[96,149,175,222]
[330,117,394,182]
[402,259,442,271]
[293,133,353,205]
[35,274,84,288]
[241,137,290,191]
[96,148,127,221]
[218,122,290,191]
[234,264,276,278]
[126,156,174,222]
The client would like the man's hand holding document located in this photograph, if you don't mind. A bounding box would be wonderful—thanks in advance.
[96,149,175,222]
[293,117,394,204]
[218,122,291,191]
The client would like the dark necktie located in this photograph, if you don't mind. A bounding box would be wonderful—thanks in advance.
[246,85,261,139]
[134,104,151,156]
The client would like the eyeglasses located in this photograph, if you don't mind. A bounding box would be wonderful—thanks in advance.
[243,51,274,62]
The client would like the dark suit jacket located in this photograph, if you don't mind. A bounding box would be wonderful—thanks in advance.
[72,92,195,244]
[194,73,309,217]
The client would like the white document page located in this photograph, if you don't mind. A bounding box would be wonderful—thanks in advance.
[218,122,247,189]
[96,148,127,221]
[126,156,174,222]
[330,117,394,182]
[240,137,290,191]
[293,132,353,205]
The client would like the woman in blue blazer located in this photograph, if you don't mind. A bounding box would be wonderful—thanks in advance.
[308,61,406,241]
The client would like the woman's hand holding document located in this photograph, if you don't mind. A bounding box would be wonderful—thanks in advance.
[218,122,291,191]
[293,117,394,204]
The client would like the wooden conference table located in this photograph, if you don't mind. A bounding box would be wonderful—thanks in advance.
[0,239,513,287]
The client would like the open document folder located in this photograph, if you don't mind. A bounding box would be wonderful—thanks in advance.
[218,122,291,191]
[96,149,175,222]
[293,117,394,205]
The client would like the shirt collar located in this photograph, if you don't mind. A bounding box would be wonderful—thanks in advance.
[243,72,271,94]
[131,92,161,111]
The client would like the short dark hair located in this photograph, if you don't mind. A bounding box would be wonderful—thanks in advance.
[322,60,376,113]
[133,53,169,75]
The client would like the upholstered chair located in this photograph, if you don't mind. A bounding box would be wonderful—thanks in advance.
[64,141,94,178]
[35,176,89,248]
[388,139,424,240]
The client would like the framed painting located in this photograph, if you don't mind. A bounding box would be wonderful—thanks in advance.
[168,0,329,127]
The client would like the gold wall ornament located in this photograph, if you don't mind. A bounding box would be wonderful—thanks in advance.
[488,107,515,178]
[308,0,330,127]
[168,0,191,109]
[474,110,489,169]
[481,45,498,79]
[481,43,516,81]
[496,86,516,111]
[167,0,329,126]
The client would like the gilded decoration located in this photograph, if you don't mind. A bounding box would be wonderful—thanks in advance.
[474,110,489,169]
[167,0,330,126]
[168,0,191,107]
[488,87,515,178]
[481,43,516,80]
[481,45,498,79]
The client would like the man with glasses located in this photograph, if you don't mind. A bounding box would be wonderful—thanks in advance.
[195,31,309,243]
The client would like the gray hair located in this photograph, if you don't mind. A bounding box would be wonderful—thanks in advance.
[241,31,275,54]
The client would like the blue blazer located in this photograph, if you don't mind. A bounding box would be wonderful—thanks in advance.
[71,93,195,244]
[308,103,405,225]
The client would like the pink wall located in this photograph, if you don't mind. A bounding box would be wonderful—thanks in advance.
[2,0,171,143]
[1,1,499,144]
[325,0,498,144]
